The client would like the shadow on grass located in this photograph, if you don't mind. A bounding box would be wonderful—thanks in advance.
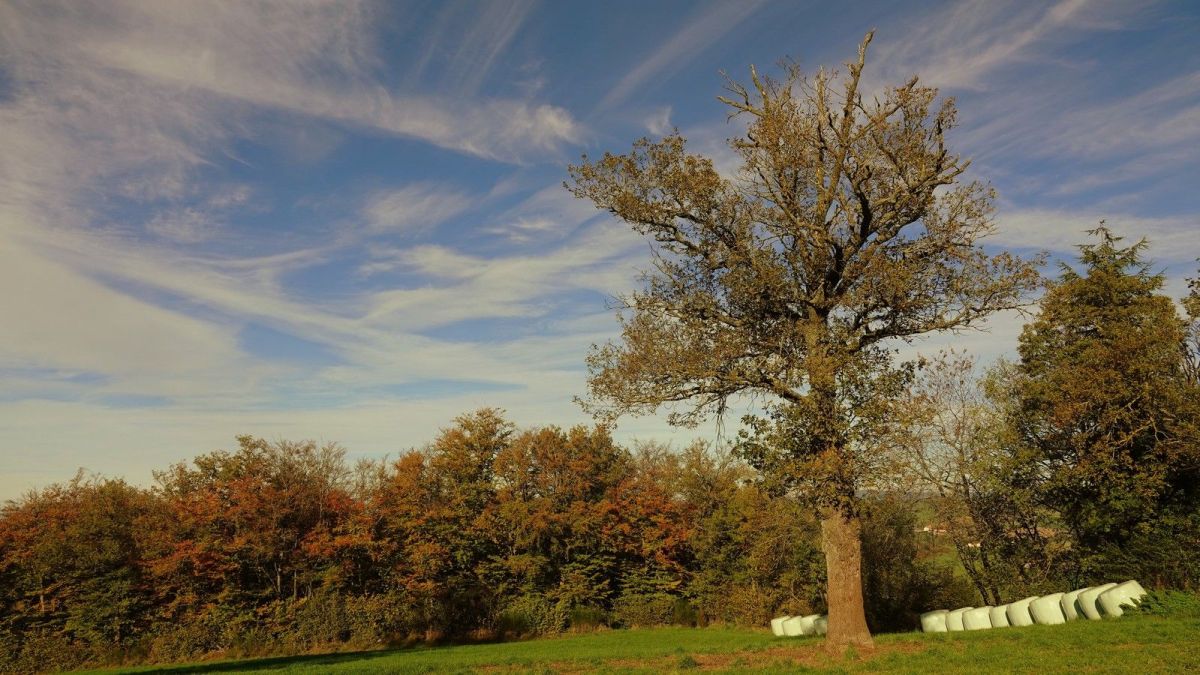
[138,645,428,673]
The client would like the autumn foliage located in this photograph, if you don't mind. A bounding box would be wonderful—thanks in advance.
[3,410,957,671]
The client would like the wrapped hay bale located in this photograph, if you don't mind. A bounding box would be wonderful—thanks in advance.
[920,609,949,633]
[812,615,828,636]
[1097,580,1147,618]
[1030,593,1066,625]
[963,606,994,630]
[946,607,972,631]
[1006,597,1037,627]
[770,616,790,636]
[1078,583,1118,620]
[1061,589,1087,621]
[989,605,1011,628]
[797,614,820,636]
[781,615,806,636]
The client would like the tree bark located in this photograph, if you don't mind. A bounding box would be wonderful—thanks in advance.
[820,507,874,652]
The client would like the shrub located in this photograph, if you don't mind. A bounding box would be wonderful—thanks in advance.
[611,592,676,628]
[672,598,699,627]
[1135,590,1200,618]
[567,605,609,631]
[494,594,566,637]
[924,568,978,614]
[0,629,87,674]
[342,593,421,647]
[145,604,253,662]
[1084,510,1200,589]
[285,590,411,650]
[699,583,780,626]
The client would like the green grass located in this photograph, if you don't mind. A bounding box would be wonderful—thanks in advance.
[85,615,1200,674]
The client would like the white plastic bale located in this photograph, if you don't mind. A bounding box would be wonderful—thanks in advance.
[1098,580,1147,617]
[920,609,949,633]
[946,607,972,631]
[1061,589,1087,621]
[812,615,828,636]
[770,616,790,636]
[798,614,821,635]
[1078,583,1118,620]
[989,605,1010,628]
[1006,597,1037,627]
[781,615,806,636]
[1030,593,1067,625]
[963,606,994,630]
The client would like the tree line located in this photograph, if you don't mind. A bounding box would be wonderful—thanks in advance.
[0,412,963,671]
[2,232,1197,671]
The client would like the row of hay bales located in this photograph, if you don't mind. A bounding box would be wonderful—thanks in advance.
[769,613,829,637]
[920,580,1148,632]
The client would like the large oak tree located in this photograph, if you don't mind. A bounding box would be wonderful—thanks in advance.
[567,33,1040,649]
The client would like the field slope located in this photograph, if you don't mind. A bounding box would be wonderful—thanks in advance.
[90,615,1200,674]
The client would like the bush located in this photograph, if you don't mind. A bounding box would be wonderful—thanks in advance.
[1135,590,1200,618]
[146,608,236,662]
[0,629,88,674]
[343,593,421,647]
[698,583,781,626]
[567,605,608,631]
[924,568,979,614]
[611,592,676,628]
[494,594,566,637]
[672,598,699,627]
[289,591,352,649]
[1083,510,1200,589]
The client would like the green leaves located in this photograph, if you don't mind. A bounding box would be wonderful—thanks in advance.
[1013,227,1200,565]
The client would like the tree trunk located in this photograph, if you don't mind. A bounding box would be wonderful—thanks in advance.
[820,507,874,652]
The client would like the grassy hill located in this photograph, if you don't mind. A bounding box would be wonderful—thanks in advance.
[85,613,1200,674]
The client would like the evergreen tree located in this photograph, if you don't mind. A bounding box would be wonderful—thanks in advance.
[1014,227,1200,576]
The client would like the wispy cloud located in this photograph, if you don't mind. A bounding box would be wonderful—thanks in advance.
[0,220,246,382]
[481,184,601,242]
[994,208,1200,264]
[863,0,1199,220]
[598,0,767,110]
[870,0,1099,90]
[1042,70,1200,160]
[413,0,539,96]
[144,208,222,244]
[644,106,674,136]
[361,217,644,330]
[1,0,581,173]
[362,184,472,235]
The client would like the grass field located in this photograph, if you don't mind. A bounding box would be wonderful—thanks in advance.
[88,614,1200,674]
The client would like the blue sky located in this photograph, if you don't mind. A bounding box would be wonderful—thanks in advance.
[1,0,1198,500]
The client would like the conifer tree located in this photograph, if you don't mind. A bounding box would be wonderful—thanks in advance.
[1014,228,1199,566]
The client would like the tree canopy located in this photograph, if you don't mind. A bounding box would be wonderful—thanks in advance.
[567,32,1041,649]
[1012,228,1200,568]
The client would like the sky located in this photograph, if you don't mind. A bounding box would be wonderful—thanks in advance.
[1,0,1198,501]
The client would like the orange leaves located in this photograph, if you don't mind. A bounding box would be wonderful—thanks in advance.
[0,409,830,660]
